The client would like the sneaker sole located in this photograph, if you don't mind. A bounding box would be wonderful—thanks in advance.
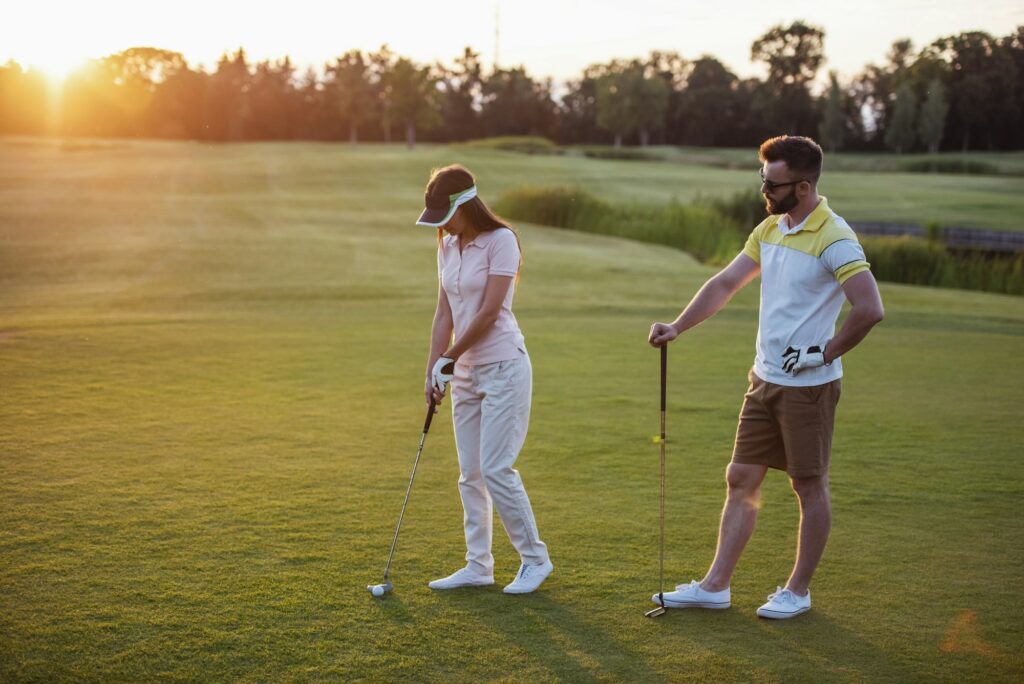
[503,564,554,594]
[502,577,551,594]
[428,579,494,590]
[658,599,731,609]
[503,587,541,594]
[756,606,810,619]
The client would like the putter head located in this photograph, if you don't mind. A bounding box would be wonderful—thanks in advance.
[645,594,667,618]
[367,581,394,596]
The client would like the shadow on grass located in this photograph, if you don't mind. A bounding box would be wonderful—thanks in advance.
[364,587,919,679]
[752,611,914,679]
[660,606,920,680]
[365,590,418,623]
[436,592,664,680]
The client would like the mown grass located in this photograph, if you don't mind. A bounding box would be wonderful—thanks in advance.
[1,139,1023,681]
[10,136,1024,231]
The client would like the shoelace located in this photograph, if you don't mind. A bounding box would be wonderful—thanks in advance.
[767,587,797,604]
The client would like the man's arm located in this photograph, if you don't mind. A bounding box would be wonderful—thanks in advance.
[649,253,760,346]
[823,270,884,364]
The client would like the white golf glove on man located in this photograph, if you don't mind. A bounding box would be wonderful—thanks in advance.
[431,356,455,393]
[781,345,827,375]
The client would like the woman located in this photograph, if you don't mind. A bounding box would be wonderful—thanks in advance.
[416,164,553,594]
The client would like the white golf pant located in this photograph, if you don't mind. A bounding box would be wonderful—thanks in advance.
[451,354,549,575]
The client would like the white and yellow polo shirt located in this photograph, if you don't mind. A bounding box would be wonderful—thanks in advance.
[742,197,870,387]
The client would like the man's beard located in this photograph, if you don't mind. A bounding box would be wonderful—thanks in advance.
[765,190,799,215]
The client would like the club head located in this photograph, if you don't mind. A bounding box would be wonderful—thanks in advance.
[645,594,667,618]
[367,581,394,597]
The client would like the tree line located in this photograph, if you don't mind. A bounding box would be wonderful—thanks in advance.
[1,22,1021,151]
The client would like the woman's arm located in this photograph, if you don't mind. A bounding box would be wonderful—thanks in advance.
[444,274,514,361]
[425,282,455,406]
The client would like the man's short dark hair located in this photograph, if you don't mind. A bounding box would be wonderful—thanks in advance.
[759,135,823,182]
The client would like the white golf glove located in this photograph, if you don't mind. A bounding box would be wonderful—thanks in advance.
[781,345,827,375]
[431,356,455,393]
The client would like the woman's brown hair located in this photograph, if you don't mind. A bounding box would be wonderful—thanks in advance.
[426,164,523,284]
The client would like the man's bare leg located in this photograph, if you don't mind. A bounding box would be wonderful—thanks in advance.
[701,463,768,592]
[785,474,831,596]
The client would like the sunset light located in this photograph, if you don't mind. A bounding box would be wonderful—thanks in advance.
[29,54,89,83]
[2,0,1023,680]
[4,0,1022,85]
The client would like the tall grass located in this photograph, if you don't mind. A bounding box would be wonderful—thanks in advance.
[695,188,767,231]
[497,186,1024,295]
[575,146,662,161]
[896,158,1002,176]
[863,237,1024,295]
[494,186,746,264]
[453,136,561,155]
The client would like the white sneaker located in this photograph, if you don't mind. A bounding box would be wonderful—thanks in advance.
[652,580,731,609]
[756,586,811,619]
[503,560,554,594]
[428,566,494,590]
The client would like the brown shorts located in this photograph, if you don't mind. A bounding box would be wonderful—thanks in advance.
[731,370,841,478]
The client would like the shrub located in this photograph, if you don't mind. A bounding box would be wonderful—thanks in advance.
[493,186,609,228]
[454,136,561,155]
[695,189,767,232]
[862,236,1024,294]
[862,236,951,287]
[576,146,662,161]
[924,220,943,244]
[897,158,1000,176]
[946,251,1024,295]
[494,186,744,264]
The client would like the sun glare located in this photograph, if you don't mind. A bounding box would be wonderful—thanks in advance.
[31,54,88,84]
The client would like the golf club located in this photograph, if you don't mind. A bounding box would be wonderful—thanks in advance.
[368,366,452,597]
[645,344,668,618]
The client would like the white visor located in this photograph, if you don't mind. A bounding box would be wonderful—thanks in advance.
[415,185,478,227]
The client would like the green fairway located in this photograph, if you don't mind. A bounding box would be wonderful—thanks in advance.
[1,139,1022,681]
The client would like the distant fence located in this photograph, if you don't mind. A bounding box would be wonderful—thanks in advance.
[852,222,1024,253]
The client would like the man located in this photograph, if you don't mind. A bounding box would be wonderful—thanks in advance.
[648,135,884,619]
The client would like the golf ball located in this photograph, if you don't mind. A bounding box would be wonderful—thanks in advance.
[371,585,384,597]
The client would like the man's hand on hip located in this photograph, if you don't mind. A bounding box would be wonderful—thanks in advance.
[781,345,826,375]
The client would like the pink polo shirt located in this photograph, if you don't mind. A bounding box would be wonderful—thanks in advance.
[438,227,527,366]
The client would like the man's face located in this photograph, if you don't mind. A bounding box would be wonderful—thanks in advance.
[760,161,805,215]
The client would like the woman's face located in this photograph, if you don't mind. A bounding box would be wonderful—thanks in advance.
[441,208,468,235]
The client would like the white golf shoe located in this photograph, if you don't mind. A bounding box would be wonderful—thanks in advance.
[503,560,554,594]
[756,586,811,619]
[652,580,731,609]
[428,566,494,590]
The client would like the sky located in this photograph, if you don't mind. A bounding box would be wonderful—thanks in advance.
[5,0,1022,86]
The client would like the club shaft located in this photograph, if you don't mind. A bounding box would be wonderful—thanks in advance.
[382,399,436,581]
[659,345,667,599]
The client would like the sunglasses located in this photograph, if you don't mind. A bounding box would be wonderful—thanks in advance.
[759,169,809,193]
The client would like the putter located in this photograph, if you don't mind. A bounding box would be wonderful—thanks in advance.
[368,366,452,597]
[645,344,668,618]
